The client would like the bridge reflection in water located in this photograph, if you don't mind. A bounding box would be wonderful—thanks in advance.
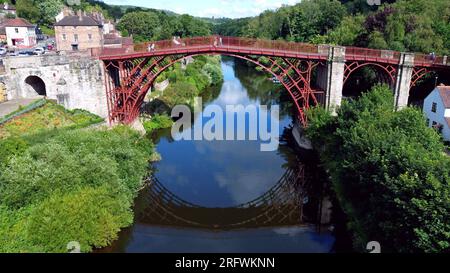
[137,164,317,230]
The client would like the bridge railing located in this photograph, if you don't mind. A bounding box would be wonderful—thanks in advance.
[99,36,448,67]
[345,46,401,62]
[131,36,324,56]
[414,53,448,66]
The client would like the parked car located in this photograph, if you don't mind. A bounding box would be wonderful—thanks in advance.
[0,48,7,56]
[17,51,37,56]
[33,48,45,55]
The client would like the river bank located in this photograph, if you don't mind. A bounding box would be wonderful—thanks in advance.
[0,100,157,253]
[305,85,450,253]
[99,57,339,253]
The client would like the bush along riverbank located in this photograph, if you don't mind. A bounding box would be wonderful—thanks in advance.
[305,85,450,253]
[0,126,156,252]
[0,101,158,252]
[142,55,223,133]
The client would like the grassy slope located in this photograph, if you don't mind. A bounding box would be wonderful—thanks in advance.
[0,101,103,139]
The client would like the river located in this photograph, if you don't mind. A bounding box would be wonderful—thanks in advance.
[100,56,338,253]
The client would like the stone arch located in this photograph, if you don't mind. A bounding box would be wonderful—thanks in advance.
[24,75,47,97]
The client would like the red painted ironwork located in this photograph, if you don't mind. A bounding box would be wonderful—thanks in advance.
[343,61,397,87]
[410,67,431,88]
[100,36,449,126]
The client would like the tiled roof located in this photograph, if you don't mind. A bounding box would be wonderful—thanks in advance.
[3,18,34,27]
[54,15,101,27]
[437,86,450,109]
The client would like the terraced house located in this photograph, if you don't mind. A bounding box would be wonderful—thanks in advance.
[54,11,103,51]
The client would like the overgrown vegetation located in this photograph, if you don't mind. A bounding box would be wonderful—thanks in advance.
[305,85,450,253]
[0,126,154,252]
[142,114,173,133]
[152,55,223,110]
[213,0,449,55]
[0,100,103,139]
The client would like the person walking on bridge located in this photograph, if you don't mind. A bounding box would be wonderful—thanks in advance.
[172,36,181,46]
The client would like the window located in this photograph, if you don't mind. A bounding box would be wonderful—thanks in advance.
[431,102,437,113]
[432,121,437,127]
[426,119,430,127]
[74,34,78,42]
[62,34,66,40]
[14,28,18,33]
[437,124,443,134]
[88,34,92,41]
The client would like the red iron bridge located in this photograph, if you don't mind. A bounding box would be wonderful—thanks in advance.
[98,36,450,126]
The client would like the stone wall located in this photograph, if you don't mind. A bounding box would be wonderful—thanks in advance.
[3,54,108,118]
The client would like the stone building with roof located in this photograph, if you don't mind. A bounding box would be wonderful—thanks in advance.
[424,85,450,142]
[54,11,103,51]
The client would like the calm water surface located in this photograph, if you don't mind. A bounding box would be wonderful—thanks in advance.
[101,57,335,253]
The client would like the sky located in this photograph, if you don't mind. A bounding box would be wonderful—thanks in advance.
[102,0,302,19]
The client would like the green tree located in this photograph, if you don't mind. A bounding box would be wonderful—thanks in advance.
[38,0,64,25]
[327,15,366,46]
[306,85,450,253]
[117,11,161,42]
[16,0,40,23]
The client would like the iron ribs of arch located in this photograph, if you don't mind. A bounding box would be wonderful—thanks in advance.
[103,53,324,126]
[410,67,432,89]
[344,61,398,88]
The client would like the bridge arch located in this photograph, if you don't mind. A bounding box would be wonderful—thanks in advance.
[104,52,324,125]
[343,62,397,98]
[24,75,47,97]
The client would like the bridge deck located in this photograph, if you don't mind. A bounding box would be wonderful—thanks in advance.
[99,36,448,68]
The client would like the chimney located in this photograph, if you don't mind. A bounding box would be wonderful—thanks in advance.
[77,9,82,21]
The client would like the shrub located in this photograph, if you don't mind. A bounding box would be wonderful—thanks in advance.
[20,186,133,253]
[306,85,450,253]
[0,126,154,252]
[143,114,173,133]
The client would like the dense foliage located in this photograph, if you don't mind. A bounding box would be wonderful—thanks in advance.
[117,11,211,42]
[211,0,450,55]
[306,85,450,253]
[0,126,154,252]
[155,55,223,108]
[142,114,173,133]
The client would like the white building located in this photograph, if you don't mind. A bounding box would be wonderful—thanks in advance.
[423,85,450,142]
[3,18,36,48]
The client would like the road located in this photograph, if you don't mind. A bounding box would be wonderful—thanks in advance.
[0,98,40,119]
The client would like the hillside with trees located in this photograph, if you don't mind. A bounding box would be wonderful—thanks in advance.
[8,0,449,55]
